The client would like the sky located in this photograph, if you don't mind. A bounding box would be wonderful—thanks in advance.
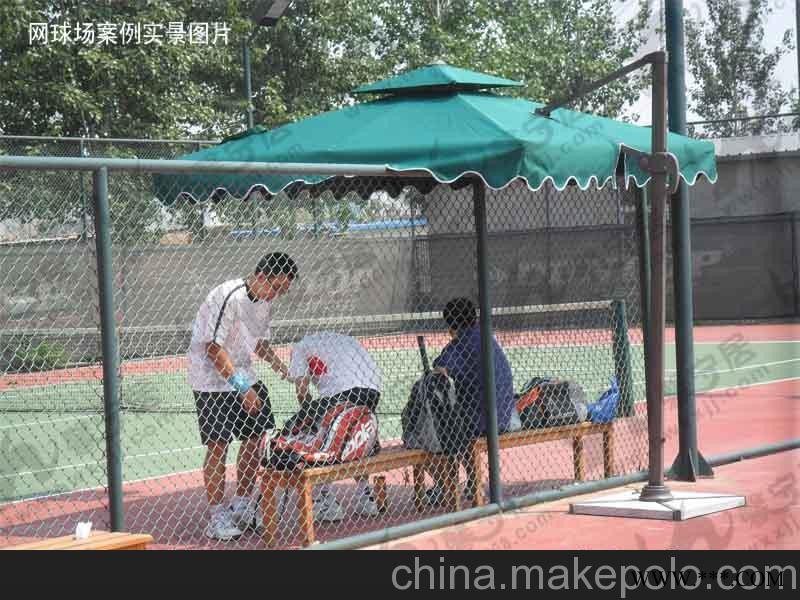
[613,0,797,123]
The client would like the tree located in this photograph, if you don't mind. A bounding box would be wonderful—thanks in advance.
[350,0,651,117]
[0,0,652,241]
[1,0,651,140]
[685,0,795,137]
[0,0,268,138]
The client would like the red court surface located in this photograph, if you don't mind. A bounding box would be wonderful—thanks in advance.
[368,377,800,551]
[366,447,800,551]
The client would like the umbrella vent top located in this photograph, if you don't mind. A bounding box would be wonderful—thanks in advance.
[352,63,522,96]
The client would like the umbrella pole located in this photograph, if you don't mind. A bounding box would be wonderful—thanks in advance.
[639,52,674,502]
[473,178,502,505]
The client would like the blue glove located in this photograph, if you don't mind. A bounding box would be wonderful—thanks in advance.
[227,372,252,395]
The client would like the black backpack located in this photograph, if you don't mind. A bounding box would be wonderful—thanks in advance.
[401,372,472,455]
[515,378,589,429]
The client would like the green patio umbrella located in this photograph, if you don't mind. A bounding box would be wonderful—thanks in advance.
[149,57,712,510]
[153,62,716,203]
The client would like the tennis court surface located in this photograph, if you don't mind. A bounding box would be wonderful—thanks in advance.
[1,321,797,549]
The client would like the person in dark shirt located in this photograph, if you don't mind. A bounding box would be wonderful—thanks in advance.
[426,297,515,505]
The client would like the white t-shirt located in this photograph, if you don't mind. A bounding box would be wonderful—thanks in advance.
[187,278,272,392]
[288,332,382,398]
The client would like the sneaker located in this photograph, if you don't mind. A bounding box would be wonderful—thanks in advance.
[205,507,243,541]
[353,491,379,517]
[463,485,475,505]
[314,494,345,522]
[230,494,263,531]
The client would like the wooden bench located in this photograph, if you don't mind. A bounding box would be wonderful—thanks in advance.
[4,531,153,550]
[259,421,614,547]
[260,446,432,547]
[469,421,614,506]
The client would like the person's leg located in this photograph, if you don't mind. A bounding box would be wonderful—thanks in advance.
[235,437,261,498]
[461,450,477,503]
[195,391,233,506]
[195,390,242,540]
[204,441,229,505]
[231,381,274,529]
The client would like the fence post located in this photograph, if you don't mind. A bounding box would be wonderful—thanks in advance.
[610,299,634,417]
[635,186,651,394]
[666,0,712,481]
[472,178,502,505]
[79,139,88,241]
[792,212,799,318]
[92,167,124,531]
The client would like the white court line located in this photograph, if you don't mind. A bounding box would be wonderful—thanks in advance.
[693,340,799,345]
[697,375,800,395]
[674,357,800,377]
[0,414,98,431]
[0,444,205,480]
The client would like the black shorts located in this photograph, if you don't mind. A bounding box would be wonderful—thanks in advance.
[194,380,274,445]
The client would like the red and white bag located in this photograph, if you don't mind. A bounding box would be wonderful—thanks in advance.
[267,400,379,470]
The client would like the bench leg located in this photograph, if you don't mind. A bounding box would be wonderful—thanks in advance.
[373,475,388,512]
[603,428,615,477]
[296,475,315,547]
[468,444,485,507]
[260,470,281,548]
[573,436,586,481]
[442,456,461,512]
[413,464,425,512]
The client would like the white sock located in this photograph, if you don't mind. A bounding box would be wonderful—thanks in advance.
[209,503,227,518]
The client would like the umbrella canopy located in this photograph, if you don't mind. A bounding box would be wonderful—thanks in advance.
[154,63,716,204]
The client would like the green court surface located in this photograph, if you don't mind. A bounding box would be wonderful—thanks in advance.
[1,340,798,504]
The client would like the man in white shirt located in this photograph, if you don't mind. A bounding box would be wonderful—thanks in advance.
[188,252,297,541]
[284,331,382,521]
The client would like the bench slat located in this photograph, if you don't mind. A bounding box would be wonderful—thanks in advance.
[475,422,612,450]
[303,447,429,485]
[6,531,153,551]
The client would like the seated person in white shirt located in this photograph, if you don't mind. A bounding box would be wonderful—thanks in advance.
[286,331,383,522]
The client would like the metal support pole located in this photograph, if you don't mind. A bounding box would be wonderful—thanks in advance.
[796,0,800,104]
[639,52,673,502]
[666,0,712,480]
[792,212,800,317]
[473,179,502,504]
[243,40,254,129]
[79,138,88,241]
[92,167,124,530]
[635,186,651,402]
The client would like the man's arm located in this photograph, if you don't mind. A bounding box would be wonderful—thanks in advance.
[255,339,290,380]
[206,342,261,414]
[432,339,455,371]
[206,342,236,380]
[294,376,312,405]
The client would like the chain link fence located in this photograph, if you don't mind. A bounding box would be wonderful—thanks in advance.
[687,112,800,139]
[0,159,652,549]
[0,165,110,545]
[0,135,216,159]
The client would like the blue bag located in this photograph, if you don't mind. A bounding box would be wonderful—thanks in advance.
[587,378,620,424]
